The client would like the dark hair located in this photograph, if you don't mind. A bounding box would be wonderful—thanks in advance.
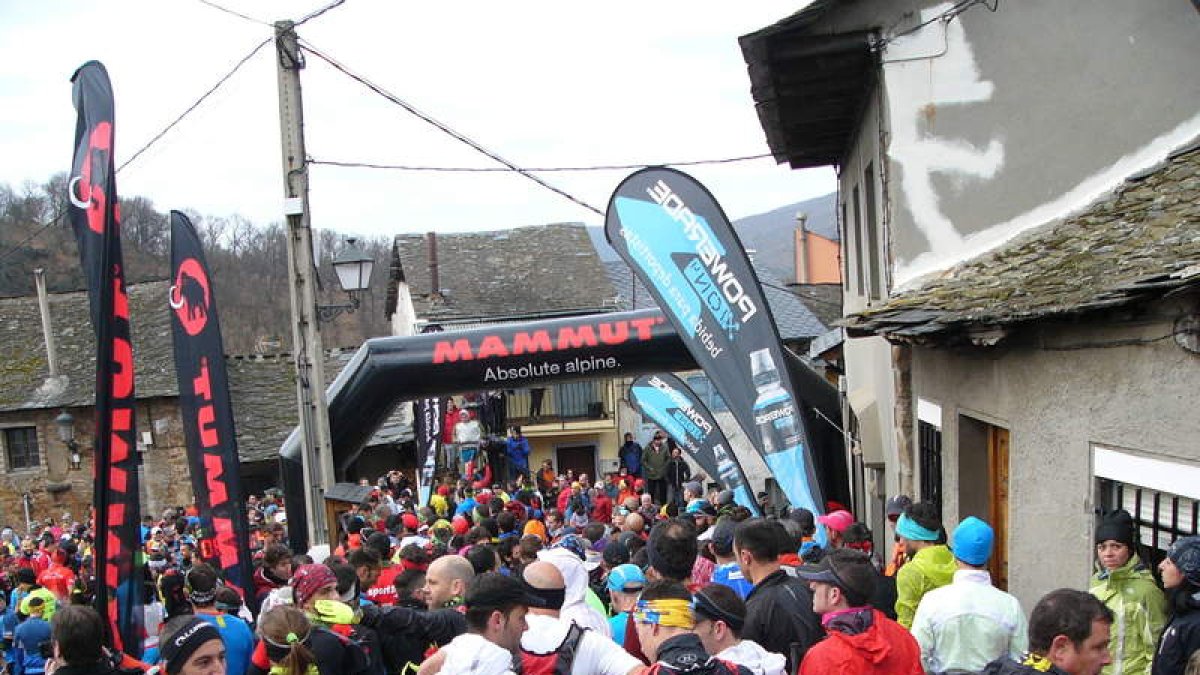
[733,519,786,562]
[695,582,746,637]
[822,548,877,607]
[466,526,492,546]
[463,573,524,632]
[328,561,358,597]
[393,569,427,609]
[467,544,499,575]
[262,544,292,569]
[583,522,606,544]
[348,547,381,571]
[518,535,542,562]
[843,523,873,548]
[185,563,218,595]
[639,579,691,603]
[1028,588,1114,653]
[779,518,806,551]
[480,517,500,539]
[647,519,698,581]
[497,511,517,534]
[52,605,105,665]
[906,502,946,543]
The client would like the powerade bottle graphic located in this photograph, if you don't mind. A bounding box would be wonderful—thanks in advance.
[750,347,821,522]
[713,443,743,490]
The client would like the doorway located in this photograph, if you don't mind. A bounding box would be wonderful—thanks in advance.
[556,444,597,481]
[958,415,1010,590]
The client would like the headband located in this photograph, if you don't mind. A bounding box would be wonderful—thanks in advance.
[162,617,221,674]
[262,627,311,663]
[896,514,939,542]
[634,598,695,630]
[527,586,565,611]
[692,590,744,631]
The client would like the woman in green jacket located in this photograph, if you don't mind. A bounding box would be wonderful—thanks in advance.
[1089,510,1166,675]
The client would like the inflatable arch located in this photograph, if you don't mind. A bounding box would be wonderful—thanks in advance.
[279,308,848,549]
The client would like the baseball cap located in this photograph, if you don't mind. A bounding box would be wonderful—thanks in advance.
[401,513,420,531]
[683,481,702,496]
[951,516,994,566]
[685,500,706,515]
[817,509,854,533]
[716,490,734,506]
[465,572,546,611]
[606,564,647,593]
[796,549,876,607]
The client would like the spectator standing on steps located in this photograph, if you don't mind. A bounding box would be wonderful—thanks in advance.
[641,433,670,507]
[619,433,642,478]
[1088,510,1165,675]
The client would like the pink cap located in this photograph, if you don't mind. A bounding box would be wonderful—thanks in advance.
[817,509,854,533]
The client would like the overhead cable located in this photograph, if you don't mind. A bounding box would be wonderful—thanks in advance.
[195,0,273,26]
[307,153,774,173]
[297,39,605,216]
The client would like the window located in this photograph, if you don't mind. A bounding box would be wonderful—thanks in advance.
[3,426,40,470]
[863,163,882,300]
[1094,445,1199,563]
[852,185,865,296]
[685,375,727,413]
[839,201,850,290]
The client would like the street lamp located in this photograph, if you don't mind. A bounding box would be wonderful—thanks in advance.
[54,410,81,470]
[318,238,375,322]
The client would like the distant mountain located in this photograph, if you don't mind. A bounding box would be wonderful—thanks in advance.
[588,192,837,283]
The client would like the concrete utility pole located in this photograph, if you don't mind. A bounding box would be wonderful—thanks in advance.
[275,20,336,546]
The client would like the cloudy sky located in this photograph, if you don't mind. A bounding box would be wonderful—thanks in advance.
[0,1,831,239]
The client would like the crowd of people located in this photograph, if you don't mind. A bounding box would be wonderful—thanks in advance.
[1,430,1199,675]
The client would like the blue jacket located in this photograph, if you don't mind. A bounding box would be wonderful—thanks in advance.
[620,442,642,475]
[13,616,51,675]
[506,437,530,469]
[196,610,255,675]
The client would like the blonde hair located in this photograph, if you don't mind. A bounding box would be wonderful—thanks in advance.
[258,606,316,675]
[1185,649,1200,675]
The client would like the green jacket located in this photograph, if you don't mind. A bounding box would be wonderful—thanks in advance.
[895,543,956,629]
[641,445,669,479]
[1089,554,1166,675]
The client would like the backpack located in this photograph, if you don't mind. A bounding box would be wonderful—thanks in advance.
[520,622,586,675]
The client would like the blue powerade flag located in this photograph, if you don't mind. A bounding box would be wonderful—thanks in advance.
[68,60,145,657]
[169,211,254,603]
[629,373,759,515]
[605,167,825,520]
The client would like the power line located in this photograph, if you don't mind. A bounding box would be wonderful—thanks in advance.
[195,0,272,26]
[296,39,605,216]
[307,153,774,173]
[295,0,346,26]
[0,37,272,265]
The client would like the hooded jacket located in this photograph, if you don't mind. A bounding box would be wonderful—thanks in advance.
[537,548,610,636]
[742,569,821,673]
[895,544,957,629]
[716,640,786,675]
[1152,588,1200,675]
[798,609,922,675]
[1089,554,1166,675]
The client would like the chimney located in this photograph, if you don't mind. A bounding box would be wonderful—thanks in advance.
[426,232,440,299]
[795,212,809,284]
[34,269,59,377]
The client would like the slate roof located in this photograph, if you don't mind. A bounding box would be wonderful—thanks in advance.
[790,283,844,329]
[0,281,406,464]
[0,280,176,412]
[389,224,618,324]
[844,139,1200,343]
[603,261,828,341]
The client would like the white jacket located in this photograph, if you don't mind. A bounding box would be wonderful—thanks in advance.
[717,639,787,675]
[441,633,517,675]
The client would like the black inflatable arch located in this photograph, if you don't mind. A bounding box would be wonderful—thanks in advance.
[279,308,847,549]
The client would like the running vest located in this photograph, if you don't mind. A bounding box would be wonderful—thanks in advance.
[520,623,586,675]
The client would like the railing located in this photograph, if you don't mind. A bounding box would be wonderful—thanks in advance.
[918,420,943,515]
[507,381,610,426]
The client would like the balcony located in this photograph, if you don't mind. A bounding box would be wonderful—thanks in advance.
[507,380,615,434]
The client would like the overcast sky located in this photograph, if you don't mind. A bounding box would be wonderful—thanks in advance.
[0,1,831,241]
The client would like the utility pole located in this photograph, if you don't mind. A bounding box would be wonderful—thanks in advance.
[275,20,336,547]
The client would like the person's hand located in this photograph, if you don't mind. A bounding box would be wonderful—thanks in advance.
[44,657,59,675]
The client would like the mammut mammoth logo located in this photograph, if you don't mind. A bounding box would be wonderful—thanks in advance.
[170,258,211,336]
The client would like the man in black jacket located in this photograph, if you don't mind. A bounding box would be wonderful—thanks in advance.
[733,519,820,673]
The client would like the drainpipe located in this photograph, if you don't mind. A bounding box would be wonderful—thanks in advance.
[426,232,439,299]
[796,212,809,284]
[892,343,915,497]
[34,269,59,377]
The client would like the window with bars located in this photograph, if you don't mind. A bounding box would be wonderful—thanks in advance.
[3,426,40,470]
[1097,478,1198,566]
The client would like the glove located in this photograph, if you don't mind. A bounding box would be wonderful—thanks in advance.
[312,599,359,626]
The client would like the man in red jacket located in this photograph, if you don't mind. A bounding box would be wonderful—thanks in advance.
[796,548,921,675]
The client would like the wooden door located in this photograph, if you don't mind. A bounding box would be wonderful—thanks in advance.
[987,427,1010,590]
[556,444,597,481]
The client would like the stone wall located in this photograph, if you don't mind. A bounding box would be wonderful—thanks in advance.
[0,396,195,531]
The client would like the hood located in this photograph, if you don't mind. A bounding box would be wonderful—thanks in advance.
[827,620,894,665]
[717,640,787,675]
[537,547,589,609]
[441,633,516,675]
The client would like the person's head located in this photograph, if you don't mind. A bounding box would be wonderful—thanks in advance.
[633,580,695,661]
[708,517,739,561]
[645,518,697,582]
[184,564,220,608]
[423,555,474,610]
[466,544,501,576]
[816,509,854,547]
[897,502,944,556]
[950,516,994,569]
[670,447,682,458]
[693,583,746,656]
[159,615,226,675]
[623,512,645,535]
[51,604,105,666]
[605,563,646,614]
[347,548,382,590]
[1094,510,1136,572]
[885,495,913,525]
[258,606,317,675]
[291,564,339,612]
[545,510,563,532]
[1028,589,1113,675]
[733,519,787,584]
[522,560,565,616]
[797,547,877,615]
[262,544,294,581]
[463,573,537,655]
[1161,536,1200,591]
